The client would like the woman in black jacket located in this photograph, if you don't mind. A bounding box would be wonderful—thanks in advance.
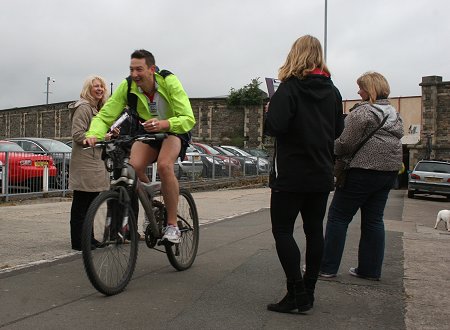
[264,35,344,313]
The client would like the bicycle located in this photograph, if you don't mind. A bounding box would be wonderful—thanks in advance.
[81,133,199,296]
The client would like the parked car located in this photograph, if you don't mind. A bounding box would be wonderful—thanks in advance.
[220,145,270,173]
[408,160,450,200]
[7,138,72,189]
[244,148,270,160]
[192,142,241,177]
[211,145,258,175]
[0,140,58,192]
[175,145,204,179]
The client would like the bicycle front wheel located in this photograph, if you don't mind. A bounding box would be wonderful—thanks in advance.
[165,188,199,270]
[81,190,138,296]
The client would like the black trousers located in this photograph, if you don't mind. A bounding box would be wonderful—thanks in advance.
[70,190,101,250]
[270,190,329,281]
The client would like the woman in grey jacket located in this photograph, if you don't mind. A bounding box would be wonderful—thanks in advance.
[320,71,404,280]
[68,75,111,251]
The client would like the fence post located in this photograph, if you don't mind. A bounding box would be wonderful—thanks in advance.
[152,163,157,183]
[1,162,5,195]
[43,165,49,192]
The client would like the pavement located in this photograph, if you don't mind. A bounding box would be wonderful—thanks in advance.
[0,187,449,329]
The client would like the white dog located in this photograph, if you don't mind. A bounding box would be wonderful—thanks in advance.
[434,210,450,231]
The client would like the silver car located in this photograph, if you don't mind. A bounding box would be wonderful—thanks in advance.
[220,145,270,174]
[408,160,450,200]
[176,145,204,179]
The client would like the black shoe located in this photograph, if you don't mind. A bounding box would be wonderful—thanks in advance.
[304,277,317,307]
[267,293,297,313]
[267,280,312,313]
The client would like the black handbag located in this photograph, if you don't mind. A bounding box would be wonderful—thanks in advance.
[334,113,388,188]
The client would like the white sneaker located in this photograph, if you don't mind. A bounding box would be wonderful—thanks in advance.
[162,225,181,244]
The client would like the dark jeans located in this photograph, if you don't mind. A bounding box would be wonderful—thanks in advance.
[270,190,329,282]
[320,169,397,278]
[70,190,100,250]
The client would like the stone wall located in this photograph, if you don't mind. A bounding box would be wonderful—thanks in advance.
[0,102,73,141]
[409,76,450,167]
[2,76,448,164]
[0,99,265,148]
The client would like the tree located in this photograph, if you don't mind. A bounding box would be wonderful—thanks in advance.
[227,78,265,107]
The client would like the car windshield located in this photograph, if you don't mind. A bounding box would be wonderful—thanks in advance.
[214,146,234,156]
[225,147,251,157]
[247,149,267,157]
[0,142,24,152]
[199,144,221,155]
[37,139,72,153]
[186,146,200,154]
[415,162,450,173]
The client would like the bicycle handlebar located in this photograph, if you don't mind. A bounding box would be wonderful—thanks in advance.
[83,133,168,149]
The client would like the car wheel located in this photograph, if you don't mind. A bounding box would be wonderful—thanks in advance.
[407,190,414,198]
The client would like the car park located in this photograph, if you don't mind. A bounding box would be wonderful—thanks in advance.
[211,145,258,175]
[220,145,270,174]
[7,137,72,190]
[191,142,241,177]
[175,145,204,179]
[244,148,270,160]
[0,140,57,192]
[408,159,450,200]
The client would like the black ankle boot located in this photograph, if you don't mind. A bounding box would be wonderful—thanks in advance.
[267,280,296,313]
[293,279,312,312]
[267,280,312,313]
[304,277,317,307]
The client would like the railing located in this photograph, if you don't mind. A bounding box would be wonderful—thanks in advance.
[0,151,71,201]
[0,151,270,201]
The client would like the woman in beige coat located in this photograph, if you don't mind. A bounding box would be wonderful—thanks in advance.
[68,75,111,251]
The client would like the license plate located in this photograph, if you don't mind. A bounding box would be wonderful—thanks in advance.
[425,177,442,183]
[35,161,49,167]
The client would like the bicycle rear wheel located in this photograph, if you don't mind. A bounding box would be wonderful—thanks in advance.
[81,190,138,295]
[165,188,199,270]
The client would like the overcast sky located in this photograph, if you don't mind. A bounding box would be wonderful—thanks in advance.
[1,0,449,110]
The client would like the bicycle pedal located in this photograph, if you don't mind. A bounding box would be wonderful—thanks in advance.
[157,239,174,246]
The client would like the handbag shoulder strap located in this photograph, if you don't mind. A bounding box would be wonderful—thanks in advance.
[350,113,388,158]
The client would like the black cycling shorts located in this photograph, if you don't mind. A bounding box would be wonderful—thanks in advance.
[141,131,191,161]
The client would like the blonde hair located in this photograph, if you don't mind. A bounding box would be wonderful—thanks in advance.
[278,35,329,81]
[80,75,109,108]
[357,71,390,104]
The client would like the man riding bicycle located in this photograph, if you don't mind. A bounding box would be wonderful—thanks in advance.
[84,49,195,244]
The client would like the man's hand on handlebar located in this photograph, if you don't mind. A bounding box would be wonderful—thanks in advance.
[83,136,98,147]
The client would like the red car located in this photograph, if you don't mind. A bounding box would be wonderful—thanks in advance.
[191,142,241,176]
[0,140,57,191]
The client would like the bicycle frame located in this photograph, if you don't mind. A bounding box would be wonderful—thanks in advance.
[95,134,168,239]
[137,181,162,238]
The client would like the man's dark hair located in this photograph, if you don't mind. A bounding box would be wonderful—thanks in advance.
[131,49,155,67]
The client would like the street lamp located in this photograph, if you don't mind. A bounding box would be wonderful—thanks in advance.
[45,76,55,106]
